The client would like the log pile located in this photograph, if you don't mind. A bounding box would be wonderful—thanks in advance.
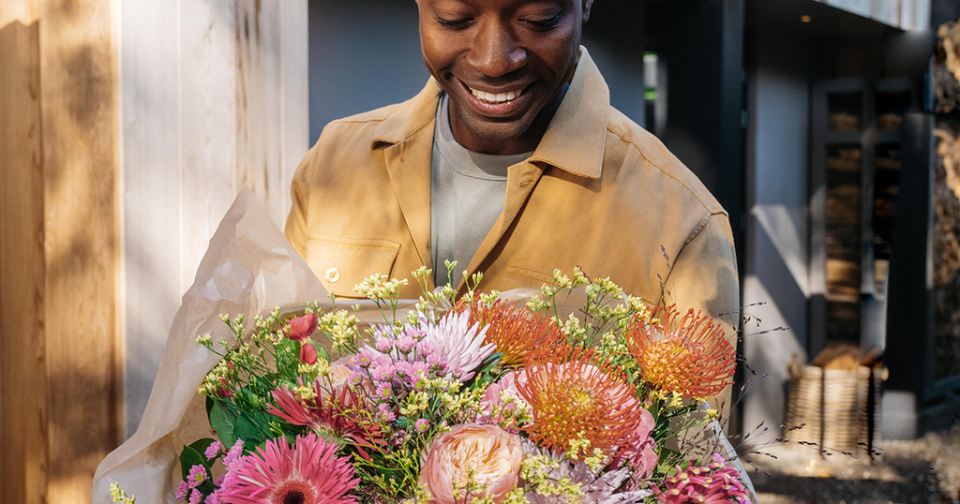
[933,121,960,379]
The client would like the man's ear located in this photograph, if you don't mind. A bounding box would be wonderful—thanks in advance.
[582,0,594,23]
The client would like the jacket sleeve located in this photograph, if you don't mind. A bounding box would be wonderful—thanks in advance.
[664,211,741,415]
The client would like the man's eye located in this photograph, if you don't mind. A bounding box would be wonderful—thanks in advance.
[436,16,472,29]
[523,14,561,30]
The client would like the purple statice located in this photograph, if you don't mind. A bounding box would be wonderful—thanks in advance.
[522,441,652,504]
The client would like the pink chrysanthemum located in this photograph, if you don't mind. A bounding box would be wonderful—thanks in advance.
[219,433,359,504]
[188,464,208,488]
[205,441,223,460]
[367,311,493,381]
[176,481,190,500]
[224,440,244,471]
[417,311,495,380]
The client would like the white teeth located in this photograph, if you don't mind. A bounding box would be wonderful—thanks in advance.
[469,86,524,104]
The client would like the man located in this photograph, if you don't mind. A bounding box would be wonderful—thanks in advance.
[285,0,739,410]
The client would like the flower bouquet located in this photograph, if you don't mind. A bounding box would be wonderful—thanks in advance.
[94,190,756,504]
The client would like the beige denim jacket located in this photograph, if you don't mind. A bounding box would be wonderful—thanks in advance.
[285,48,740,409]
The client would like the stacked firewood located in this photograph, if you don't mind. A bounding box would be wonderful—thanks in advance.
[933,122,960,379]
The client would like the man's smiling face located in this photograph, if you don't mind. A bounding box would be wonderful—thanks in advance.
[417,0,593,155]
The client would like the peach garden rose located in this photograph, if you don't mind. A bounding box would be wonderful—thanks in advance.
[419,423,524,504]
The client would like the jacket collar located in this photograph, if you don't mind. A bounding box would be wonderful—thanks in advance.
[371,46,609,180]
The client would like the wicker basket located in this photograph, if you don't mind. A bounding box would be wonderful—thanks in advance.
[785,358,885,459]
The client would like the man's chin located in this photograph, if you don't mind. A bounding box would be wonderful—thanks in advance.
[454,117,538,154]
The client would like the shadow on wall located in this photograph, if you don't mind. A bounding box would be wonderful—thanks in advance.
[742,208,810,437]
[1,13,121,504]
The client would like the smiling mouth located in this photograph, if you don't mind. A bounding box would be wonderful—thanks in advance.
[467,85,524,104]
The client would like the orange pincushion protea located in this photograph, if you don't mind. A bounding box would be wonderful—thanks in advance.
[468,300,563,367]
[516,345,646,458]
[626,306,736,401]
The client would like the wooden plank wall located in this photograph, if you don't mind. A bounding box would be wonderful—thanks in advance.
[121,0,309,436]
[0,0,308,502]
[0,0,123,503]
[0,9,48,504]
[40,1,122,499]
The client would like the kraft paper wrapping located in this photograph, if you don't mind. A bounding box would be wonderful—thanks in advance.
[92,188,755,503]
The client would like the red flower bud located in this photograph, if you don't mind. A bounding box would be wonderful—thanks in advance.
[300,342,319,365]
[285,312,318,342]
[217,360,235,398]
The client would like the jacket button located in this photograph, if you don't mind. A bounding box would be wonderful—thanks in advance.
[325,267,341,284]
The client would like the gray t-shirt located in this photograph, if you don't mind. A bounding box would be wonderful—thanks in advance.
[430,94,533,286]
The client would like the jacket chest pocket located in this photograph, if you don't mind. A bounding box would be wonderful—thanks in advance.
[304,234,402,299]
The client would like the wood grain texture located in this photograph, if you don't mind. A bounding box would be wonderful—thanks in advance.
[180,0,240,293]
[120,0,182,438]
[37,0,122,501]
[235,0,285,224]
[122,0,310,435]
[0,17,48,504]
[282,0,309,220]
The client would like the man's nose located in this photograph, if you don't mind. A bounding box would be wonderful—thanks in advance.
[466,19,527,78]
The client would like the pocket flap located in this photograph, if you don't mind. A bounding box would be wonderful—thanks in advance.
[304,235,402,299]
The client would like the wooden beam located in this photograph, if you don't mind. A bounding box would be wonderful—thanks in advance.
[0,16,48,504]
[37,0,122,501]
[1,1,122,503]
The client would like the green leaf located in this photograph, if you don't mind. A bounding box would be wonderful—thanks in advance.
[179,442,218,497]
[309,340,331,363]
[476,352,503,374]
[209,400,238,448]
[179,444,206,482]
[234,410,273,447]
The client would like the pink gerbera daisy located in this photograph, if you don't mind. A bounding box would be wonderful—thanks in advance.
[219,433,358,504]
